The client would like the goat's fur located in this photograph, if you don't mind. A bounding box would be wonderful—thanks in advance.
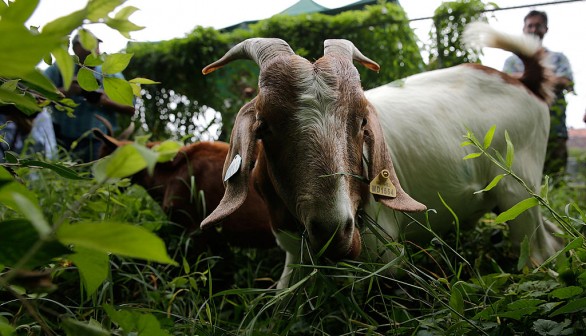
[202,22,562,288]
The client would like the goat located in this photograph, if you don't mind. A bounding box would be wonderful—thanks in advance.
[201,22,562,288]
[93,130,276,250]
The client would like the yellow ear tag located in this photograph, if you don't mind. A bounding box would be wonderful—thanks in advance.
[369,169,396,198]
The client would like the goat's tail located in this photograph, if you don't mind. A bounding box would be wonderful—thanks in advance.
[463,21,555,104]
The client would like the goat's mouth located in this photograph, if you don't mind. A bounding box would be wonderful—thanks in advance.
[311,225,362,261]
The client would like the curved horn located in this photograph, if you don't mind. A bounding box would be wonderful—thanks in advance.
[202,38,295,75]
[324,39,380,72]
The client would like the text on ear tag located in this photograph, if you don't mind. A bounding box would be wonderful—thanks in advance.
[224,154,242,182]
[369,169,396,197]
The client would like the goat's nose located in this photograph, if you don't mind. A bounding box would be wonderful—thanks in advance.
[307,217,355,257]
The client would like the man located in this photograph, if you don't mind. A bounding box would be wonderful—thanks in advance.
[44,30,135,162]
[503,10,574,176]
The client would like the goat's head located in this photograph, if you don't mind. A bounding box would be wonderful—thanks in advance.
[201,38,425,260]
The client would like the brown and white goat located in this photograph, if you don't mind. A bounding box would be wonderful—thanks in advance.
[201,23,562,288]
[94,131,276,250]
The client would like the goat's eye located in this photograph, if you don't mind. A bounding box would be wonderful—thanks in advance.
[256,120,270,138]
[361,118,368,128]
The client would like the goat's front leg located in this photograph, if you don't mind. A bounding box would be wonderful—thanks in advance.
[274,230,302,289]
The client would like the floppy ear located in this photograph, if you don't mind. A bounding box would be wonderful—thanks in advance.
[364,105,426,212]
[201,99,258,229]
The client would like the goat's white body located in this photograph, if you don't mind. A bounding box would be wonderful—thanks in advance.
[363,65,558,262]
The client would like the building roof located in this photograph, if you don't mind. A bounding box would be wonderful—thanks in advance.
[279,0,328,16]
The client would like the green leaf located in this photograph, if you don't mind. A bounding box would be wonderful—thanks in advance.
[463,152,482,160]
[0,22,61,77]
[11,193,50,238]
[105,18,144,38]
[1,79,20,91]
[18,159,90,180]
[495,198,538,223]
[0,315,15,336]
[152,140,182,162]
[76,28,99,52]
[551,286,584,300]
[103,76,133,106]
[102,53,133,75]
[483,124,496,149]
[0,166,39,211]
[0,219,70,268]
[474,174,506,194]
[517,235,530,271]
[52,46,75,91]
[449,281,465,318]
[103,304,171,336]
[68,247,109,297]
[84,53,103,67]
[505,130,514,168]
[41,9,86,36]
[533,319,573,336]
[128,77,160,85]
[77,67,100,92]
[92,144,147,183]
[1,0,39,24]
[86,0,125,22]
[61,318,110,336]
[0,87,40,113]
[550,297,586,317]
[56,221,177,265]
[113,6,140,21]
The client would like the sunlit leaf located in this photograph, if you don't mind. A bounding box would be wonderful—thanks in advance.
[495,198,539,223]
[68,247,109,296]
[152,140,182,162]
[105,18,144,37]
[52,46,75,91]
[483,124,496,149]
[102,53,133,75]
[463,152,482,160]
[103,77,133,106]
[77,28,99,52]
[42,9,87,36]
[57,221,177,265]
[11,193,50,238]
[77,67,100,91]
[1,0,39,24]
[86,0,125,22]
[92,144,146,183]
[0,22,61,77]
[114,6,139,20]
[474,174,506,194]
[18,159,89,180]
[129,77,160,85]
[505,130,514,168]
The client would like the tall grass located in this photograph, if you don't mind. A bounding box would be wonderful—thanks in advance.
[1,135,585,335]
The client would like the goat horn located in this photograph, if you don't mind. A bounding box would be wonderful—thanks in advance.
[202,38,295,75]
[324,39,380,72]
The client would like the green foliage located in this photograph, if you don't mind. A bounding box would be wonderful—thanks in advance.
[0,0,156,118]
[428,0,494,69]
[126,2,424,140]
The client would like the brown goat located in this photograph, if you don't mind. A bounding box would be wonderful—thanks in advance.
[93,129,276,250]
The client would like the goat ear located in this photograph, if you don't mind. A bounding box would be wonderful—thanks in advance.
[364,105,426,212]
[201,99,258,229]
[92,128,122,151]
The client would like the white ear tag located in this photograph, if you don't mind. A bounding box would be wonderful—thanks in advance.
[224,154,242,182]
[369,169,397,198]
